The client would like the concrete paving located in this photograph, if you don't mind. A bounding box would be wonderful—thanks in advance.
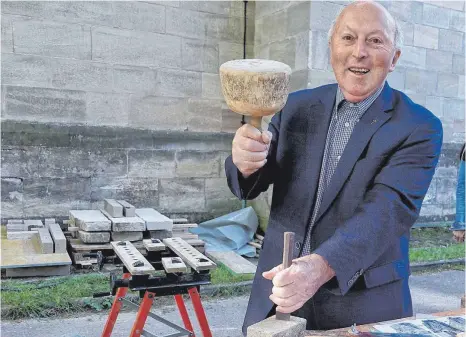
[2,270,464,337]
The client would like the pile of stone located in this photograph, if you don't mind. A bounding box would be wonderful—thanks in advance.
[6,218,67,254]
[68,199,174,244]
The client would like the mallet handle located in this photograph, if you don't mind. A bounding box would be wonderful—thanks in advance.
[250,116,262,129]
[276,232,295,321]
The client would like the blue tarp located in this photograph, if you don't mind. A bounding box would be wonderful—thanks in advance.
[189,207,259,257]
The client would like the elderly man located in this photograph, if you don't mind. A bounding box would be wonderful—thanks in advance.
[225,0,443,334]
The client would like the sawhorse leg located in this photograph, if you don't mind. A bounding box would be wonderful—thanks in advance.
[188,287,212,337]
[129,290,156,337]
[174,294,196,336]
[101,273,131,337]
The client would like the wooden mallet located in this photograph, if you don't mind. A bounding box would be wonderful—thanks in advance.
[219,59,292,130]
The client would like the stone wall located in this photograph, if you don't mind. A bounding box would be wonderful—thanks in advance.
[254,0,465,224]
[1,1,255,221]
[1,1,464,225]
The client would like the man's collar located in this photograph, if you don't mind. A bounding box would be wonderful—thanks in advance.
[336,82,386,110]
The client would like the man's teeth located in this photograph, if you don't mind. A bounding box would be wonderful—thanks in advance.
[349,68,369,74]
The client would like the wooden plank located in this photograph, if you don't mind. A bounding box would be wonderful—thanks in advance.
[1,238,71,269]
[162,257,188,273]
[173,223,198,229]
[6,265,70,277]
[206,251,257,274]
[163,237,216,272]
[143,239,166,252]
[111,241,155,275]
[69,238,144,251]
[171,218,188,224]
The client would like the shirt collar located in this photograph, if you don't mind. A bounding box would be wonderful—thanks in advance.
[335,82,385,114]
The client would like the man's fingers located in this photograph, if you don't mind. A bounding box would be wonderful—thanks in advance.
[236,149,268,162]
[262,264,283,280]
[276,300,306,314]
[271,284,296,299]
[272,268,294,287]
[237,137,268,152]
[238,124,263,142]
[269,292,301,309]
[261,131,273,145]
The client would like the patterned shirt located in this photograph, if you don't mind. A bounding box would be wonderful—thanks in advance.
[301,84,385,256]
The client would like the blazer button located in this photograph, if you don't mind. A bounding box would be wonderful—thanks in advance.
[295,242,301,251]
[347,279,354,287]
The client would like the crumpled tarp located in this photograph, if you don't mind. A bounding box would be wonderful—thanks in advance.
[189,207,258,257]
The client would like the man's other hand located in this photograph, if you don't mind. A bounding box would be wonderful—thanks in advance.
[453,230,465,242]
[262,254,336,314]
[232,124,272,178]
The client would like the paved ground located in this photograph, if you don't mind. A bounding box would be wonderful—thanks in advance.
[2,270,464,337]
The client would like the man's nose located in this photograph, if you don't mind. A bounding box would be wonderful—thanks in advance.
[352,39,368,58]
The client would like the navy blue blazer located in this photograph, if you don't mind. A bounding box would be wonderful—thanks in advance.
[225,82,443,334]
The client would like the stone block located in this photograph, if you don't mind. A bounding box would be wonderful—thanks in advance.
[436,178,457,204]
[113,66,157,94]
[450,10,465,32]
[269,39,296,72]
[24,220,45,230]
[398,46,426,69]
[69,210,111,232]
[13,20,91,59]
[100,209,145,232]
[156,69,202,97]
[1,53,52,87]
[187,98,222,133]
[309,30,330,70]
[1,147,40,179]
[104,199,124,218]
[44,218,56,225]
[175,151,220,178]
[405,69,437,95]
[111,2,165,33]
[38,228,54,254]
[129,95,188,131]
[6,224,29,232]
[7,231,38,240]
[182,38,218,73]
[255,1,292,19]
[424,1,464,11]
[426,96,444,117]
[48,223,67,253]
[387,68,405,91]
[290,69,309,92]
[294,32,310,72]
[413,24,439,49]
[308,70,336,89]
[389,1,423,23]
[261,11,287,45]
[85,92,131,127]
[128,150,175,178]
[426,50,453,73]
[1,178,24,220]
[92,27,181,68]
[439,29,464,53]
[180,1,244,16]
[287,2,310,36]
[149,230,173,240]
[166,7,242,43]
[201,73,223,99]
[247,315,307,337]
[459,75,464,99]
[51,59,113,92]
[79,230,110,244]
[423,3,450,28]
[111,231,143,242]
[7,219,24,224]
[6,265,70,278]
[205,178,242,213]
[219,42,243,66]
[3,86,86,123]
[159,178,205,212]
[1,14,13,53]
[310,1,344,31]
[90,176,159,208]
[117,200,136,217]
[443,98,465,119]
[437,73,460,98]
[398,20,414,46]
[135,208,173,231]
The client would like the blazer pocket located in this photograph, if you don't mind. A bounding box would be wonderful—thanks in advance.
[363,260,410,289]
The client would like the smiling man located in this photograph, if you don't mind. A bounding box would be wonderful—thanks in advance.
[225,1,443,334]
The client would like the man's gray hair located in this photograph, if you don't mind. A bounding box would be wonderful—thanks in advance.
[327,3,403,50]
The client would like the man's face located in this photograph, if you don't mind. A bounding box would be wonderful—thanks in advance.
[330,4,401,102]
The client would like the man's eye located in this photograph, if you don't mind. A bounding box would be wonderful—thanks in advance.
[342,35,353,41]
[370,38,382,44]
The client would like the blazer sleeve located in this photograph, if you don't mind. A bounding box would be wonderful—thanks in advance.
[225,111,282,200]
[313,116,443,295]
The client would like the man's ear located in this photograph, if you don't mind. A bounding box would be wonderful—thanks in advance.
[389,49,401,72]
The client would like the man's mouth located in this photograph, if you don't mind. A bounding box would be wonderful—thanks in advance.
[348,67,370,75]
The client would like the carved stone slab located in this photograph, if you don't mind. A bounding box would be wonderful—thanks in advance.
[162,257,188,273]
[163,237,216,271]
[111,241,155,275]
[143,238,166,252]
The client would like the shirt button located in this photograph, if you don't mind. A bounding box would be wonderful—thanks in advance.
[295,242,301,251]
[337,155,341,160]
[344,122,350,127]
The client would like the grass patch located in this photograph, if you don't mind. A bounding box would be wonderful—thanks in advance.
[409,227,454,248]
[210,263,254,285]
[1,273,110,319]
[410,243,465,263]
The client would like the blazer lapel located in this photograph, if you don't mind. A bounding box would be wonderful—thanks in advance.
[300,85,337,227]
[314,82,395,224]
